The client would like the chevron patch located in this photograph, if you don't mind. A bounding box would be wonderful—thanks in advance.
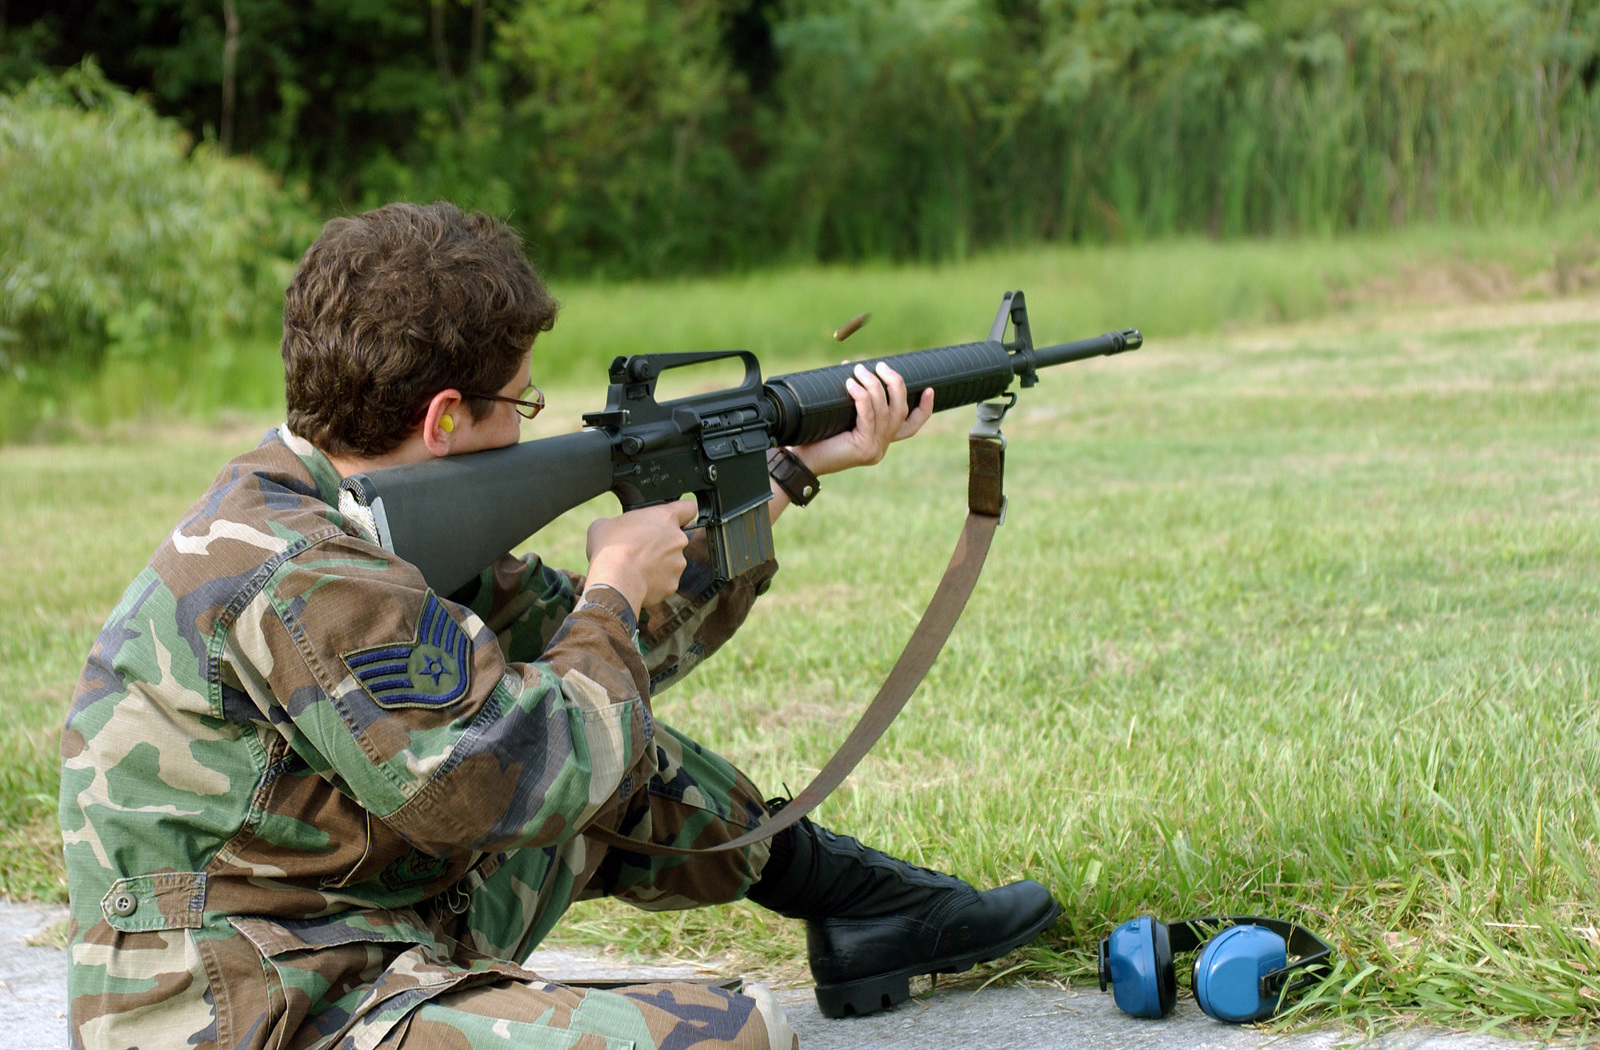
[341,593,472,709]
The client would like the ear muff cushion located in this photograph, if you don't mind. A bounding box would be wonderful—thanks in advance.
[1105,917,1178,1018]
[1192,925,1289,1023]
[1153,919,1176,1016]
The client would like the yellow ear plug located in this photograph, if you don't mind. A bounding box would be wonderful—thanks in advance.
[440,414,455,433]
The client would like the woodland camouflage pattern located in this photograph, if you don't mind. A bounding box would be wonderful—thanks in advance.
[60,427,793,1050]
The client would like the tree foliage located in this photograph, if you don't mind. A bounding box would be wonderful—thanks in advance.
[4,0,1597,278]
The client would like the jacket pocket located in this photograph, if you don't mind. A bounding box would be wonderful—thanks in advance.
[228,911,526,1049]
[101,870,207,932]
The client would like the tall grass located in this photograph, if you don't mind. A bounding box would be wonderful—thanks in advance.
[761,0,1600,267]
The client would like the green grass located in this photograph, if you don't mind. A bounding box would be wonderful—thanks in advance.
[5,230,1600,1036]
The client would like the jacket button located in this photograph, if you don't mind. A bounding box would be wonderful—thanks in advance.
[110,892,138,917]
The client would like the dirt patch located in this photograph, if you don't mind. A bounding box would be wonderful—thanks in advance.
[1345,259,1525,308]
[1185,238,1600,355]
[1340,239,1600,324]
[1550,239,1600,296]
[1210,288,1600,354]
[1335,238,1600,310]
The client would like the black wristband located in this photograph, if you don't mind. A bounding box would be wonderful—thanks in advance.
[767,446,820,506]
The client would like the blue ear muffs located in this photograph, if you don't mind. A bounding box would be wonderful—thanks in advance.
[1097,916,1175,1018]
[1098,916,1332,1023]
[1192,923,1290,1022]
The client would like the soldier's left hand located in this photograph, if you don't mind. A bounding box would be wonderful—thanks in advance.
[790,362,933,478]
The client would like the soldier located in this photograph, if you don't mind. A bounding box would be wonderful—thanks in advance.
[59,201,1060,1050]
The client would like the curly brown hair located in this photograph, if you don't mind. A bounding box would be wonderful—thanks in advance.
[282,201,559,457]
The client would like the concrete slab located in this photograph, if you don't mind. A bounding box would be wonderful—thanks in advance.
[771,980,1550,1050]
[2,900,1565,1050]
[0,901,69,1050]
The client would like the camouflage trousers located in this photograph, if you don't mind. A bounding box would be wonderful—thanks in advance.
[374,723,795,1050]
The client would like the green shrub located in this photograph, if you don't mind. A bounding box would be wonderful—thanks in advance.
[0,61,307,379]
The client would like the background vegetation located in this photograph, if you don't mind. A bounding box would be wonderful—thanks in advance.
[4,0,1597,412]
[5,0,1598,279]
[3,0,1595,429]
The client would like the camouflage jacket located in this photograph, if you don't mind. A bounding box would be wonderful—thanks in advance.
[58,427,775,1050]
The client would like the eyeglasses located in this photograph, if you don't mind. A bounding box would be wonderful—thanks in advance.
[465,382,545,420]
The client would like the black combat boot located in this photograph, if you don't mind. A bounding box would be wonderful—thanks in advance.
[747,811,1062,1018]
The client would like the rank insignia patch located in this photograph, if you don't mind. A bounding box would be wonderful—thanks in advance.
[342,593,472,709]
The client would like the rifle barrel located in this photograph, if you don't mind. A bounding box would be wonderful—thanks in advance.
[1029,328,1142,370]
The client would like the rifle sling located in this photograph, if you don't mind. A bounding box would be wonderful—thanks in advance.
[584,415,1006,857]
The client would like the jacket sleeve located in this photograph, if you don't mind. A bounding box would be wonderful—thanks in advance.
[224,532,654,856]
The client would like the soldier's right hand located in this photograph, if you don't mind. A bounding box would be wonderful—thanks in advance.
[583,498,699,612]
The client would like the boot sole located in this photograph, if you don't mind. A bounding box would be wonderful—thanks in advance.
[813,897,1064,1018]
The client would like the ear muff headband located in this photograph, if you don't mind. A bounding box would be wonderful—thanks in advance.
[1099,915,1333,1023]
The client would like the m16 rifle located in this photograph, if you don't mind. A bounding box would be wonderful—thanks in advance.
[340,290,1141,598]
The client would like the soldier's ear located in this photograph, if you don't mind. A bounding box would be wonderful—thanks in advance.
[420,391,464,457]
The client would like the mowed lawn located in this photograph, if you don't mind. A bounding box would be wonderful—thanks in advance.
[4,289,1598,1035]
